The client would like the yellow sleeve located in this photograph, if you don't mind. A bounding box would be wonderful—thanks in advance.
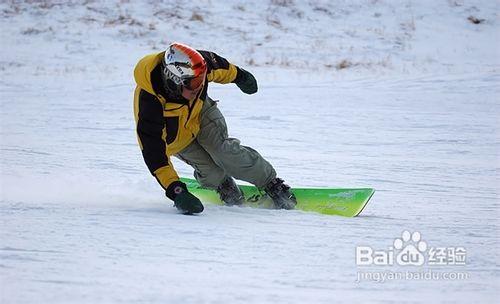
[199,50,238,84]
[207,63,238,84]
[153,163,179,190]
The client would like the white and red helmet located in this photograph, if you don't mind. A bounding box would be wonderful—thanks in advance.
[162,42,207,100]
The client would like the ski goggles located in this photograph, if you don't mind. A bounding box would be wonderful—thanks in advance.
[164,66,205,90]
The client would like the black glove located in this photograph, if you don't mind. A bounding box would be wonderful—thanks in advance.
[234,67,258,94]
[166,181,204,214]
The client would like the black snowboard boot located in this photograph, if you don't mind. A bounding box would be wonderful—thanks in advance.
[216,177,245,206]
[264,178,297,210]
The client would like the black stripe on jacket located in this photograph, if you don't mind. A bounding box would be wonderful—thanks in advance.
[137,89,168,174]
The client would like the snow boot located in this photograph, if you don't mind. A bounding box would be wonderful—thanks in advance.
[264,178,297,210]
[217,177,245,206]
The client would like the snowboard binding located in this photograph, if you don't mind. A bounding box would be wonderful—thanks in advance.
[264,178,297,210]
[217,177,245,206]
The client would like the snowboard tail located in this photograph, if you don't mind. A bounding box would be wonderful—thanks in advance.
[180,178,374,217]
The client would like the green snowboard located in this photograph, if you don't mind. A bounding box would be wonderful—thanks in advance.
[180,178,375,217]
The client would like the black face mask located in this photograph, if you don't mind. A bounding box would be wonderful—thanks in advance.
[160,64,188,103]
[164,78,181,95]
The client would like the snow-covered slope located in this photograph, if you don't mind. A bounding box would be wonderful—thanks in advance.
[1,1,499,303]
[1,0,498,86]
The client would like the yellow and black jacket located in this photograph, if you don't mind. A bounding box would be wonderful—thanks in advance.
[133,50,241,191]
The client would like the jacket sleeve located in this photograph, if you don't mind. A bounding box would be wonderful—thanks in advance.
[134,88,179,191]
[198,50,241,84]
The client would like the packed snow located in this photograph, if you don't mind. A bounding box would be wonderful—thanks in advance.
[1,1,499,303]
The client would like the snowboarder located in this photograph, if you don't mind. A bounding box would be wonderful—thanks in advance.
[133,42,297,214]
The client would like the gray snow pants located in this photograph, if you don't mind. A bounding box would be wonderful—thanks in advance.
[175,97,276,190]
